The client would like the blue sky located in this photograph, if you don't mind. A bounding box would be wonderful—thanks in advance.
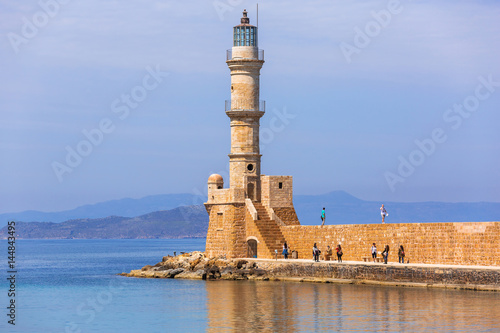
[1,0,499,214]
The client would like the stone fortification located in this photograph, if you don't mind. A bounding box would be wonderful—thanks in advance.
[202,11,499,269]
[280,222,500,266]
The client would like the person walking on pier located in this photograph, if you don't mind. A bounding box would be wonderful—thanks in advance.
[321,207,326,226]
[313,243,320,262]
[398,245,405,264]
[380,204,388,223]
[382,245,389,264]
[282,242,289,260]
[371,243,377,262]
[336,244,343,263]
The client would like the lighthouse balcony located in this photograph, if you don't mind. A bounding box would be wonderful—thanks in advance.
[225,99,265,112]
[227,49,264,61]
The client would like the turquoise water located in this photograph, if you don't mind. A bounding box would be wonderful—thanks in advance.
[1,239,499,332]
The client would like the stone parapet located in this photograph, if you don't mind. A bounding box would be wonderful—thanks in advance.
[280,222,500,266]
[206,188,245,205]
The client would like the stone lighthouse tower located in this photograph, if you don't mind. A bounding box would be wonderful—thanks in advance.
[204,10,300,259]
[226,9,264,201]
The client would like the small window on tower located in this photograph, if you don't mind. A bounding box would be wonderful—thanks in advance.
[231,85,234,93]
[247,164,254,172]
[279,182,283,189]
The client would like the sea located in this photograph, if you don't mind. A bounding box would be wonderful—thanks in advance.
[0,239,499,333]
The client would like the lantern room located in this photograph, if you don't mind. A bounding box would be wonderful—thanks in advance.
[233,9,258,47]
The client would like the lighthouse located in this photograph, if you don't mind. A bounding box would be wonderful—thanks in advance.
[226,9,265,201]
[205,10,300,259]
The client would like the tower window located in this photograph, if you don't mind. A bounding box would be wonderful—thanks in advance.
[247,164,254,171]
[279,182,283,189]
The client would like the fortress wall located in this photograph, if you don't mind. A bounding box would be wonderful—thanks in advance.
[280,222,500,266]
[205,203,246,258]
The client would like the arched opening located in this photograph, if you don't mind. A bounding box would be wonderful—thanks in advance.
[247,183,255,201]
[247,239,257,258]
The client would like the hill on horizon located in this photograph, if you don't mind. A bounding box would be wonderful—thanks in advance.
[0,205,208,239]
[1,191,499,229]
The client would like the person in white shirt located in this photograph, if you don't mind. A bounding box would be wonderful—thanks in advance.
[371,243,377,262]
[380,204,388,223]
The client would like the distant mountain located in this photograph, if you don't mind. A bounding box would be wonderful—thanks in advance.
[1,191,498,233]
[0,205,208,239]
[0,193,206,226]
[294,192,500,225]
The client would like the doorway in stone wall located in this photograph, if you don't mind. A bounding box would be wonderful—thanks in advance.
[247,239,257,258]
[247,183,255,201]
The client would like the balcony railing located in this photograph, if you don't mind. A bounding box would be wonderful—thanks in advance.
[225,99,265,112]
[226,49,264,61]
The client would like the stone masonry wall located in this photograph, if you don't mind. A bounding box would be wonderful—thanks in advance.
[280,222,500,266]
[273,207,300,226]
[249,260,500,289]
[205,203,246,258]
[261,176,293,208]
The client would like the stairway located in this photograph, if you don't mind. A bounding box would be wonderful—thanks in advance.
[252,202,287,257]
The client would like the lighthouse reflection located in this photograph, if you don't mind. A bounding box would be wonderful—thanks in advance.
[205,280,500,332]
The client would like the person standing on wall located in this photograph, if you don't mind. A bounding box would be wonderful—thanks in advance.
[380,204,388,223]
[282,242,289,260]
[398,245,405,264]
[371,243,377,262]
[313,243,320,262]
[321,207,326,226]
[382,245,390,264]
[336,244,343,263]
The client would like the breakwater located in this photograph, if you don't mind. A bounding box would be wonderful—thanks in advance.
[120,252,500,292]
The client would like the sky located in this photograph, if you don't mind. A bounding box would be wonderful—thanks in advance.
[1,0,499,214]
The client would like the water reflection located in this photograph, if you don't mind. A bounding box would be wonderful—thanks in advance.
[206,280,500,332]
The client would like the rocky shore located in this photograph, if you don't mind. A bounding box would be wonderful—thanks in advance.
[120,251,500,291]
[119,251,269,281]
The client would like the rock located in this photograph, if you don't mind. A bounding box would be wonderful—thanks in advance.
[220,267,234,279]
[156,266,171,271]
[207,265,221,279]
[235,259,248,269]
[190,257,203,269]
[167,268,185,278]
[252,269,267,276]
[141,265,153,271]
[193,260,207,271]
[175,269,206,280]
